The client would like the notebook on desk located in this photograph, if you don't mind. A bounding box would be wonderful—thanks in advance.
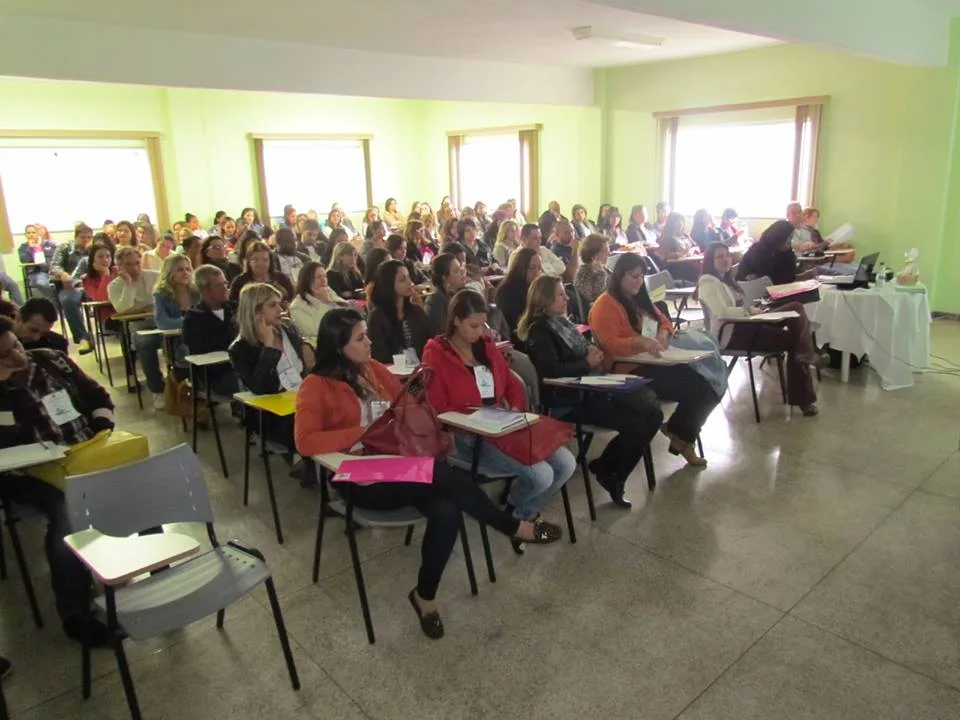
[467,408,529,433]
[615,347,712,366]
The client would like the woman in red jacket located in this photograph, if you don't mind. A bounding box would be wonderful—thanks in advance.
[295,308,561,640]
[422,291,576,543]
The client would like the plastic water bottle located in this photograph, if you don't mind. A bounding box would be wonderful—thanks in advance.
[875,263,886,288]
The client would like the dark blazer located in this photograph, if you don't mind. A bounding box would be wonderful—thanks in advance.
[183,301,237,386]
[424,287,450,338]
[493,280,527,343]
[326,268,365,299]
[735,243,797,286]
[228,322,306,395]
[524,317,592,408]
[366,303,430,364]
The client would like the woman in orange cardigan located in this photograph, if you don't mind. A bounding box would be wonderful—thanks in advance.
[588,253,720,467]
[295,308,561,640]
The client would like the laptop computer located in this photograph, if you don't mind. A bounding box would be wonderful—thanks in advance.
[820,252,879,290]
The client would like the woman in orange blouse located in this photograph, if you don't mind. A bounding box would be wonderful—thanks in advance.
[295,308,561,639]
[588,253,720,466]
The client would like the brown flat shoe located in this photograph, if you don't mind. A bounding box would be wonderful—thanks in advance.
[407,589,444,640]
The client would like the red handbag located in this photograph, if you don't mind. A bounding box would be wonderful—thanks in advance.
[360,366,452,457]
[488,415,573,465]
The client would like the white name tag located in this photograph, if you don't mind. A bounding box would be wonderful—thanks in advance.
[474,365,495,400]
[642,316,660,338]
[41,389,81,425]
[370,400,390,423]
[32,250,45,264]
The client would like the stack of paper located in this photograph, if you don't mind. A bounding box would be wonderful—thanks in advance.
[767,280,820,299]
[617,347,712,366]
[468,408,528,433]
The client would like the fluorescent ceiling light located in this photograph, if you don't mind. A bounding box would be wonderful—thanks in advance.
[571,25,664,48]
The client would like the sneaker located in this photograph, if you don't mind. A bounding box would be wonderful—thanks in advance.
[62,615,112,647]
[0,656,12,680]
[152,393,166,411]
[77,339,94,356]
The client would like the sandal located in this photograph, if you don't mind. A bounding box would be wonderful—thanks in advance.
[407,589,444,640]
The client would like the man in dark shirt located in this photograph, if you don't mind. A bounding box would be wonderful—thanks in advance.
[16,298,69,353]
[0,316,112,645]
[50,223,94,354]
[182,265,240,397]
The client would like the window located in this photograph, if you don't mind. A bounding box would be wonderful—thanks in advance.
[448,125,540,219]
[0,135,165,248]
[252,136,372,223]
[657,99,825,218]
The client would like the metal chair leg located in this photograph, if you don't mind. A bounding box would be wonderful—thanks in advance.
[209,400,228,477]
[776,354,788,404]
[6,512,43,628]
[696,436,704,458]
[403,525,414,546]
[560,485,576,544]
[577,429,597,521]
[478,523,496,583]
[112,636,143,720]
[643,449,656,491]
[264,577,301,690]
[747,356,761,423]
[190,367,199,452]
[312,505,326,583]
[458,515,478,596]
[216,608,225,629]
[262,451,283,545]
[0,510,7,581]
[242,415,251,506]
[345,512,375,644]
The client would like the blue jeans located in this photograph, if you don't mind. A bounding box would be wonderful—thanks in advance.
[133,330,165,394]
[2,272,24,305]
[28,272,57,302]
[58,287,89,343]
[453,434,575,521]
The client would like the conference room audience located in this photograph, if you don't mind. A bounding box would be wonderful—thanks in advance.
[492,219,520,269]
[326,242,365,299]
[588,253,720,467]
[735,220,800,285]
[571,204,598,239]
[322,207,351,240]
[218,216,240,247]
[229,240,294,304]
[423,290,575,535]
[698,242,820,415]
[538,200,564,242]
[298,219,327,263]
[17,224,56,302]
[51,223,95,354]
[599,206,628,247]
[425,253,467,336]
[657,212,701,284]
[15,298,68,353]
[422,213,441,245]
[573,234,611,306]
[274,227,309,283]
[519,275,663,506]
[363,247,390,297]
[115,220,139,250]
[386,234,428,285]
[626,205,660,247]
[359,207,380,239]
[182,265,240,397]
[107,246,158,315]
[494,247,542,342]
[382,198,404,231]
[229,282,314,395]
[294,308,561,639]
[653,202,670,234]
[690,209,722,252]
[0,315,114,646]
[290,261,345,338]
[366,260,430,364]
[475,201,491,233]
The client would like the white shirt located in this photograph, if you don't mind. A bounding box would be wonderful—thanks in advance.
[289,292,343,338]
[276,331,304,390]
[696,274,748,339]
[538,246,567,278]
[107,270,160,314]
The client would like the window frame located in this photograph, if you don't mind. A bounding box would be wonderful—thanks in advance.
[655,97,828,218]
[250,133,373,225]
[0,130,169,252]
[446,124,541,220]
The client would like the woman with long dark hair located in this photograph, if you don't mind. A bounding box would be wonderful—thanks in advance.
[295,308,561,639]
[493,248,542,341]
[290,261,345,338]
[588,253,721,466]
[656,212,701,284]
[700,242,820,415]
[200,235,242,282]
[735,220,800,285]
[366,260,429,364]
[690,209,721,253]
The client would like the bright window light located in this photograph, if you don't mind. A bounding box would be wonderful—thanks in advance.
[0,145,157,233]
[673,121,795,218]
[261,139,368,221]
[458,133,521,209]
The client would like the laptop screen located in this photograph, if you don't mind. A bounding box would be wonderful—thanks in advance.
[855,252,879,281]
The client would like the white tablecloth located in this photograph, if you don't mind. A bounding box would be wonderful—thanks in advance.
[805,285,931,390]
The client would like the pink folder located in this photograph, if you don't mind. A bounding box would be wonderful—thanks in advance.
[576,324,590,334]
[333,456,435,485]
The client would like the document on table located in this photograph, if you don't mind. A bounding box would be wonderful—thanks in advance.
[616,347,712,366]
[737,311,801,322]
[0,442,66,473]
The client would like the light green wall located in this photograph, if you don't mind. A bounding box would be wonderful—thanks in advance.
[599,43,960,312]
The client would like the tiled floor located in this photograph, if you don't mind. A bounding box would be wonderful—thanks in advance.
[3,319,959,719]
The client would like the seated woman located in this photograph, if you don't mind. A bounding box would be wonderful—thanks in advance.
[425,253,467,337]
[699,242,820,416]
[361,219,388,257]
[519,275,663,507]
[423,291,576,539]
[571,204,598,239]
[290,261,346,339]
[386,234,427,285]
[493,248,542,343]
[735,220,802,285]
[656,212,701,285]
[718,208,743,245]
[229,282,314,395]
[79,241,118,329]
[383,197,405,232]
[598,206,628,248]
[625,205,660,248]
[142,232,176,271]
[229,240,294,304]
[326,243,365,300]
[404,220,439,264]
[366,260,430,365]
[573,233,611,306]
[200,235,242,282]
[295,308,561,639]
[588,253,722,467]
[492,219,520,270]
[457,218,498,273]
[690,209,722,253]
[363,247,390,298]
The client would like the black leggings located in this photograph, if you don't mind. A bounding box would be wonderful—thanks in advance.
[333,463,520,601]
[567,386,664,485]
[631,364,719,443]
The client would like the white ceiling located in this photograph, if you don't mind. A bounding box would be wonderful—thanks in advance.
[0,0,777,68]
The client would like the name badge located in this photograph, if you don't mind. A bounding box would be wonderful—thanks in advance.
[403,348,419,366]
[41,389,81,425]
[370,400,390,423]
[642,316,660,338]
[474,365,495,400]
[32,250,46,264]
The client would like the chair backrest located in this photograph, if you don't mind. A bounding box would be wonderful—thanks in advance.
[564,282,587,324]
[737,276,773,306]
[644,271,672,303]
[64,443,215,536]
